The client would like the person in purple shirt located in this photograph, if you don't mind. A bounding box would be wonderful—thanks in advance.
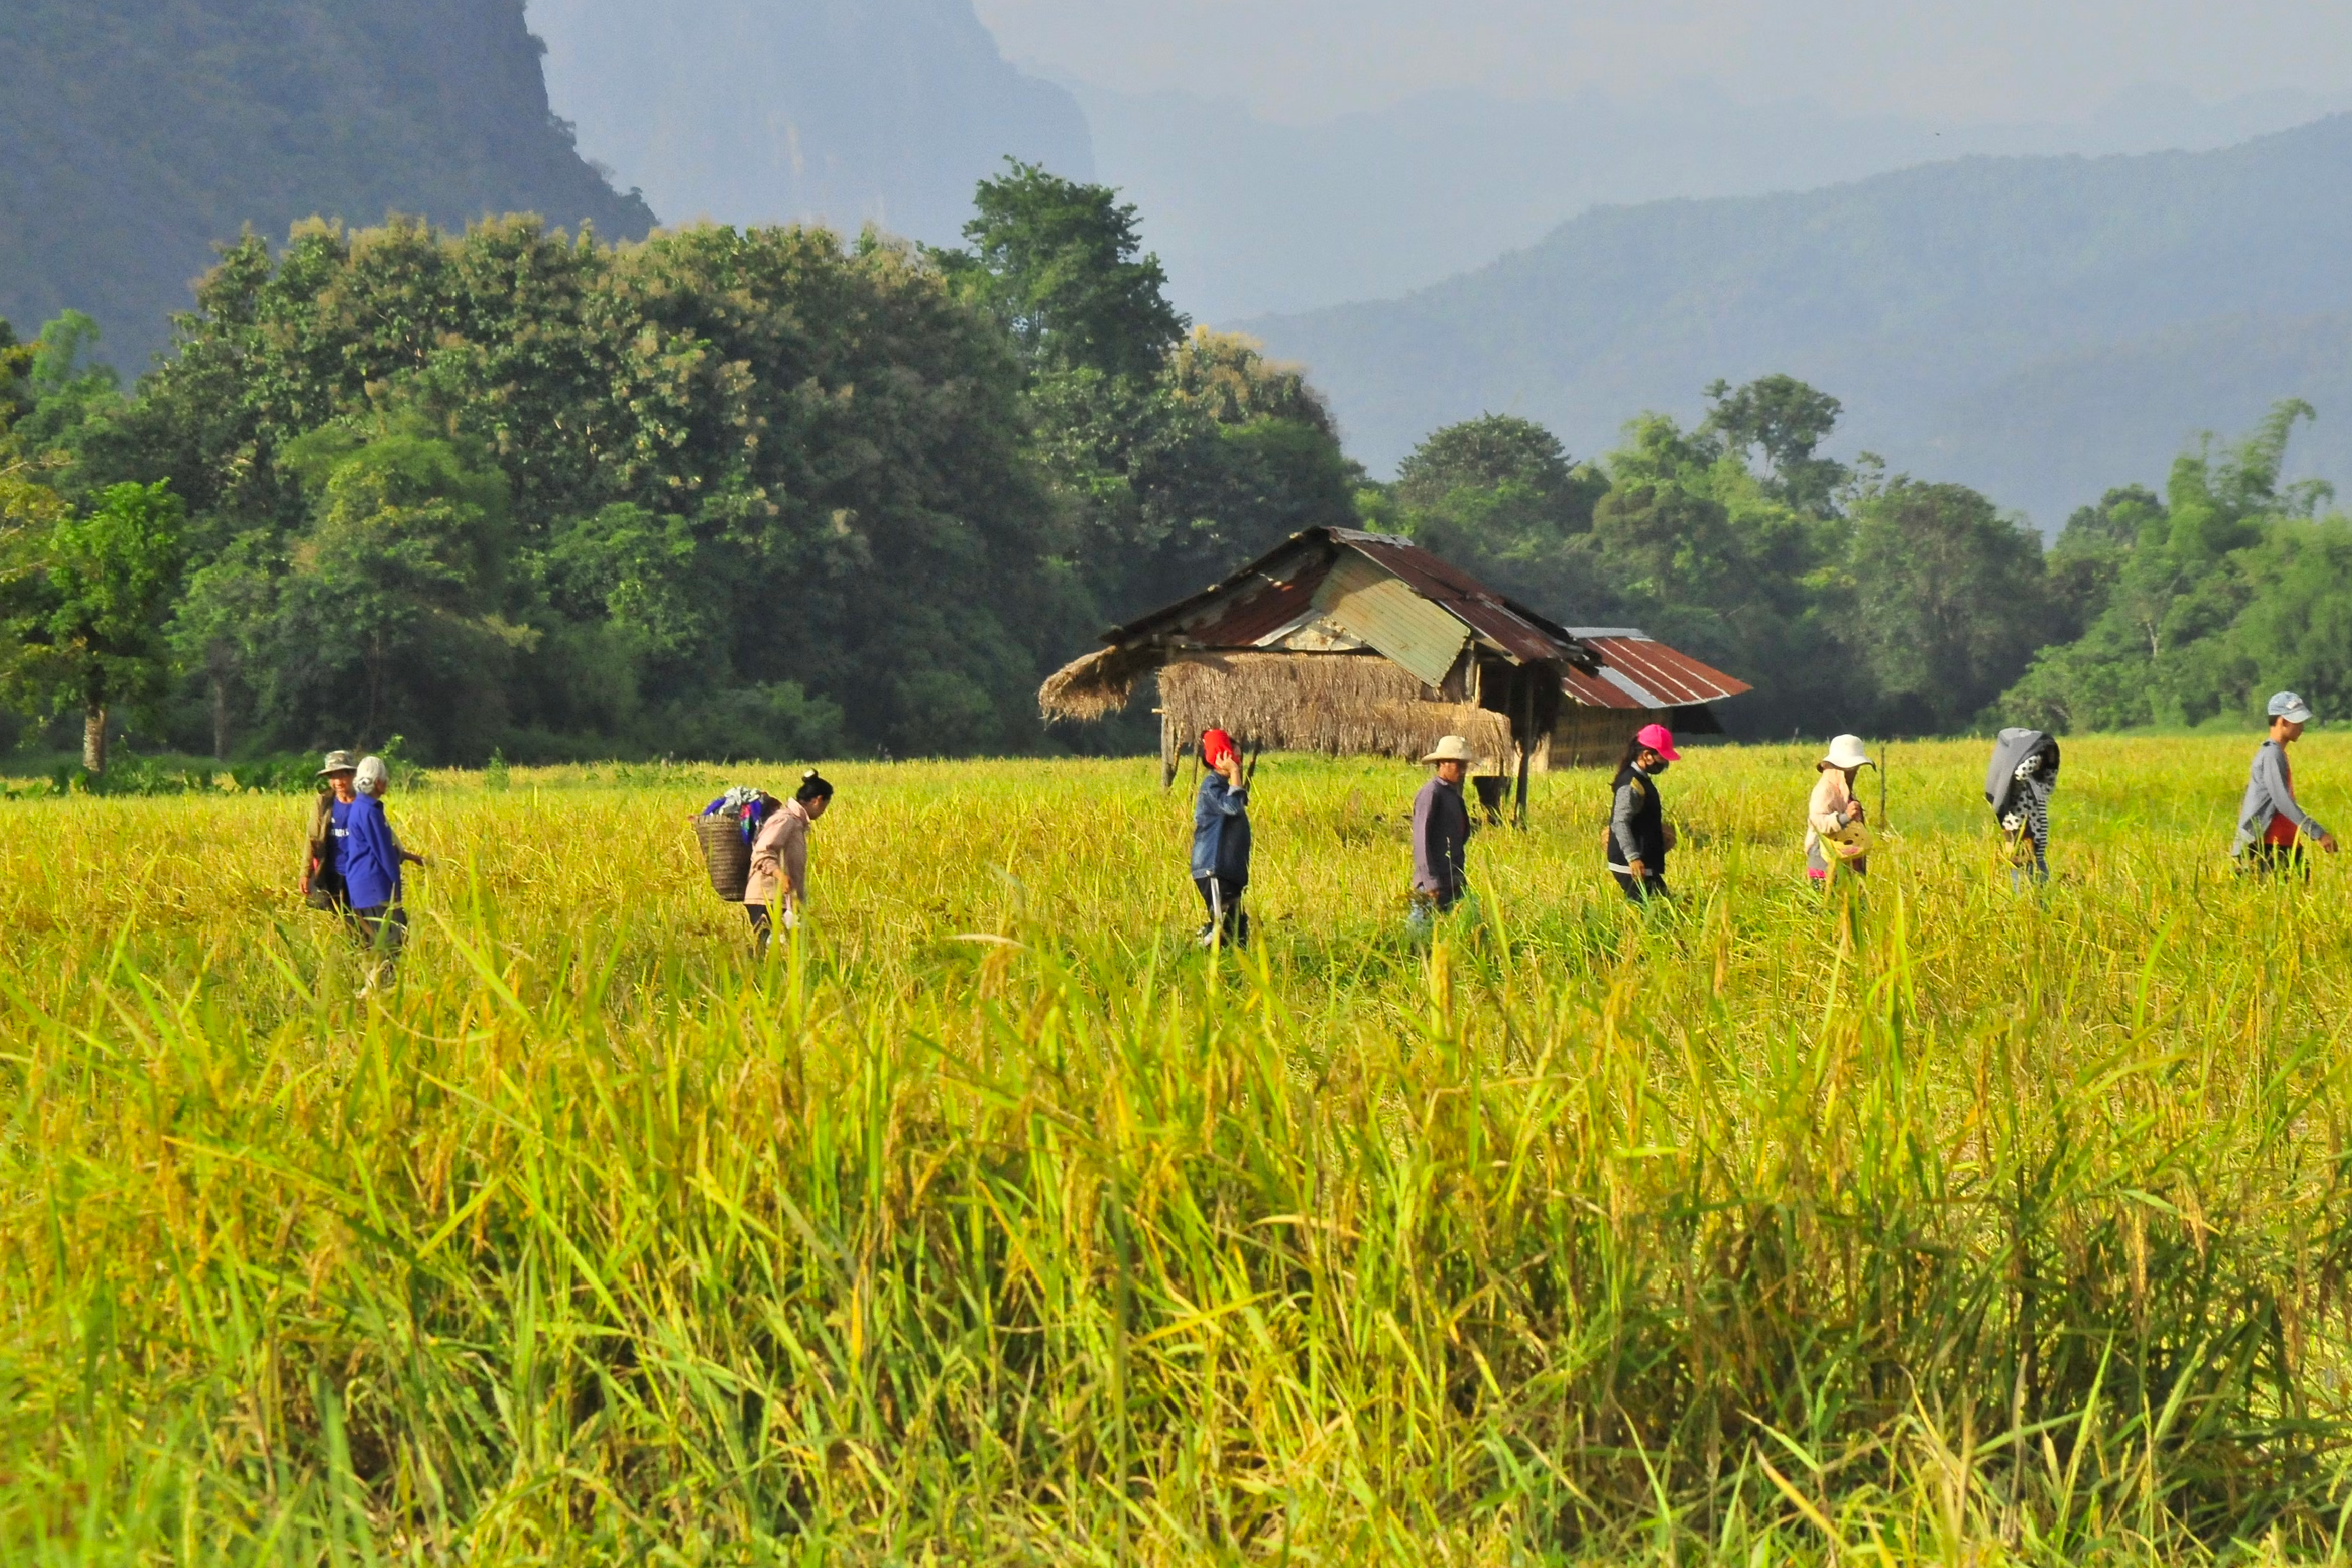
[329,766,408,961]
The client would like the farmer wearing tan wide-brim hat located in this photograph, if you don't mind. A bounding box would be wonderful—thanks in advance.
[1411,735,1478,917]
[301,750,360,912]
[1806,733,1872,884]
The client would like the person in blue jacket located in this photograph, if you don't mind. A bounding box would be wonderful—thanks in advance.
[1191,728,1251,948]
[330,758,410,963]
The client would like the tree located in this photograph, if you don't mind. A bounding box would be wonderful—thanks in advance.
[1848,478,2047,733]
[0,320,35,431]
[267,418,526,755]
[99,215,1080,761]
[1703,375,1847,517]
[10,311,126,477]
[1,481,186,772]
[168,533,278,759]
[944,160,1186,380]
[2000,401,2335,733]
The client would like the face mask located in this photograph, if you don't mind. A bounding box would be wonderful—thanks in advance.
[1647,758,1670,774]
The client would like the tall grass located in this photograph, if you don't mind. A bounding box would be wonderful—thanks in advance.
[4,738,2352,1563]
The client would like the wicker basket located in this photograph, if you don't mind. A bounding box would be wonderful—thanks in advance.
[695,809,754,901]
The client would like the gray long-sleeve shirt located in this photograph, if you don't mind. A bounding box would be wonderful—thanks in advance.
[1411,776,1472,900]
[2235,738,2326,854]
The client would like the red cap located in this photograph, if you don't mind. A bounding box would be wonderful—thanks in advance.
[1635,723,1681,762]
[1201,728,1237,769]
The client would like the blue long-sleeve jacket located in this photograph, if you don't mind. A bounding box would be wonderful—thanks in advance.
[1191,774,1251,887]
[329,794,404,909]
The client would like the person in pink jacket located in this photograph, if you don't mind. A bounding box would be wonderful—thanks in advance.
[745,770,833,953]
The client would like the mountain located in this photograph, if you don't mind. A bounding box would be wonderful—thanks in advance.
[0,0,654,374]
[1245,115,2352,527]
[1081,81,2352,322]
[528,0,1092,247]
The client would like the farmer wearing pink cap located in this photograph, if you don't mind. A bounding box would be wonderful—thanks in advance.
[1606,723,1680,902]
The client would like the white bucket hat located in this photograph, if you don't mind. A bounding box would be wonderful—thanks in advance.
[1822,734,1872,770]
[1422,735,1476,764]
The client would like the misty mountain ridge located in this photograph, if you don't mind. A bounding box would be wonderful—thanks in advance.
[0,0,654,372]
[1074,77,2352,321]
[528,0,1092,247]
[1245,113,2352,528]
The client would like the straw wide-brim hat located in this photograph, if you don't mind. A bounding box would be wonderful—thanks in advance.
[1822,734,1872,770]
[1422,735,1476,764]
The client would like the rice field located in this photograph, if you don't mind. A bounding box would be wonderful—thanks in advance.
[5,735,2352,1564]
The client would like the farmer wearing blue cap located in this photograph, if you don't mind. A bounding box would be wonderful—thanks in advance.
[2235,691,2337,877]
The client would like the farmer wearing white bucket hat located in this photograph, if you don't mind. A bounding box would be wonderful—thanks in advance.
[1410,735,1478,918]
[1806,734,1873,883]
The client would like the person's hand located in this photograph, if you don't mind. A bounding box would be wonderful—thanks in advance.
[1219,753,1244,786]
[1849,802,1866,823]
[2323,833,2341,856]
[1628,858,1648,879]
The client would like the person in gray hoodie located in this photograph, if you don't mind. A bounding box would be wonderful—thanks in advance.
[2236,690,2338,877]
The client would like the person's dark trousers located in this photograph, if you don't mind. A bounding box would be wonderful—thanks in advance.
[2243,843,2310,881]
[1196,876,1248,947]
[1613,871,1670,904]
[746,902,785,955]
[347,903,408,955]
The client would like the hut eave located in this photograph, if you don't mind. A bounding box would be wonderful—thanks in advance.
[1038,643,1167,723]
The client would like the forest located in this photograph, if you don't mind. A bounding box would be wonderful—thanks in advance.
[1,163,2346,770]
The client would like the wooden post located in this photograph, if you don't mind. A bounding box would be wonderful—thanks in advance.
[1513,673,1533,828]
[1159,710,1178,789]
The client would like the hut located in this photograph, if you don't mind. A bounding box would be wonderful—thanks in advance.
[1039,527,1750,815]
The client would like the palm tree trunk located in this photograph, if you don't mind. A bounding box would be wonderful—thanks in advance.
[83,705,107,774]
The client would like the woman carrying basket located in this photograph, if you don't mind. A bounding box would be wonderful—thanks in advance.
[1805,734,1872,884]
[745,770,833,953]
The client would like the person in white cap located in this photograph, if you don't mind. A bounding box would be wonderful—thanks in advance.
[1806,734,1872,884]
[354,756,428,874]
[2236,690,2337,876]
[1411,735,1477,919]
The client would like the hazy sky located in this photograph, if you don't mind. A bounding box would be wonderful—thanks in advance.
[973,0,2352,123]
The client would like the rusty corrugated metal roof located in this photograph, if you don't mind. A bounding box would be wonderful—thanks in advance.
[1171,552,1335,646]
[1560,629,1752,710]
[1339,530,1585,665]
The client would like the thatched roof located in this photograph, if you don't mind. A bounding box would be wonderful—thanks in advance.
[1158,652,1513,764]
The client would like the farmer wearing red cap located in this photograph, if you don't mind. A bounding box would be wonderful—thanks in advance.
[1606,723,1680,902]
[1191,728,1252,947]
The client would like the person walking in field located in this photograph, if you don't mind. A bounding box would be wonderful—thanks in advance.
[745,769,833,953]
[354,755,429,876]
[301,750,357,912]
[1806,734,1872,884]
[2236,691,2338,877]
[329,752,411,972]
[1411,735,1477,924]
[1607,723,1680,904]
[1985,729,2060,887]
[1191,728,1251,948]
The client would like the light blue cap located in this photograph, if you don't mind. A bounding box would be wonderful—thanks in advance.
[2269,691,2315,723]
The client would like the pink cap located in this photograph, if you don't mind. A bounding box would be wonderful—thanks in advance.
[1635,723,1681,762]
